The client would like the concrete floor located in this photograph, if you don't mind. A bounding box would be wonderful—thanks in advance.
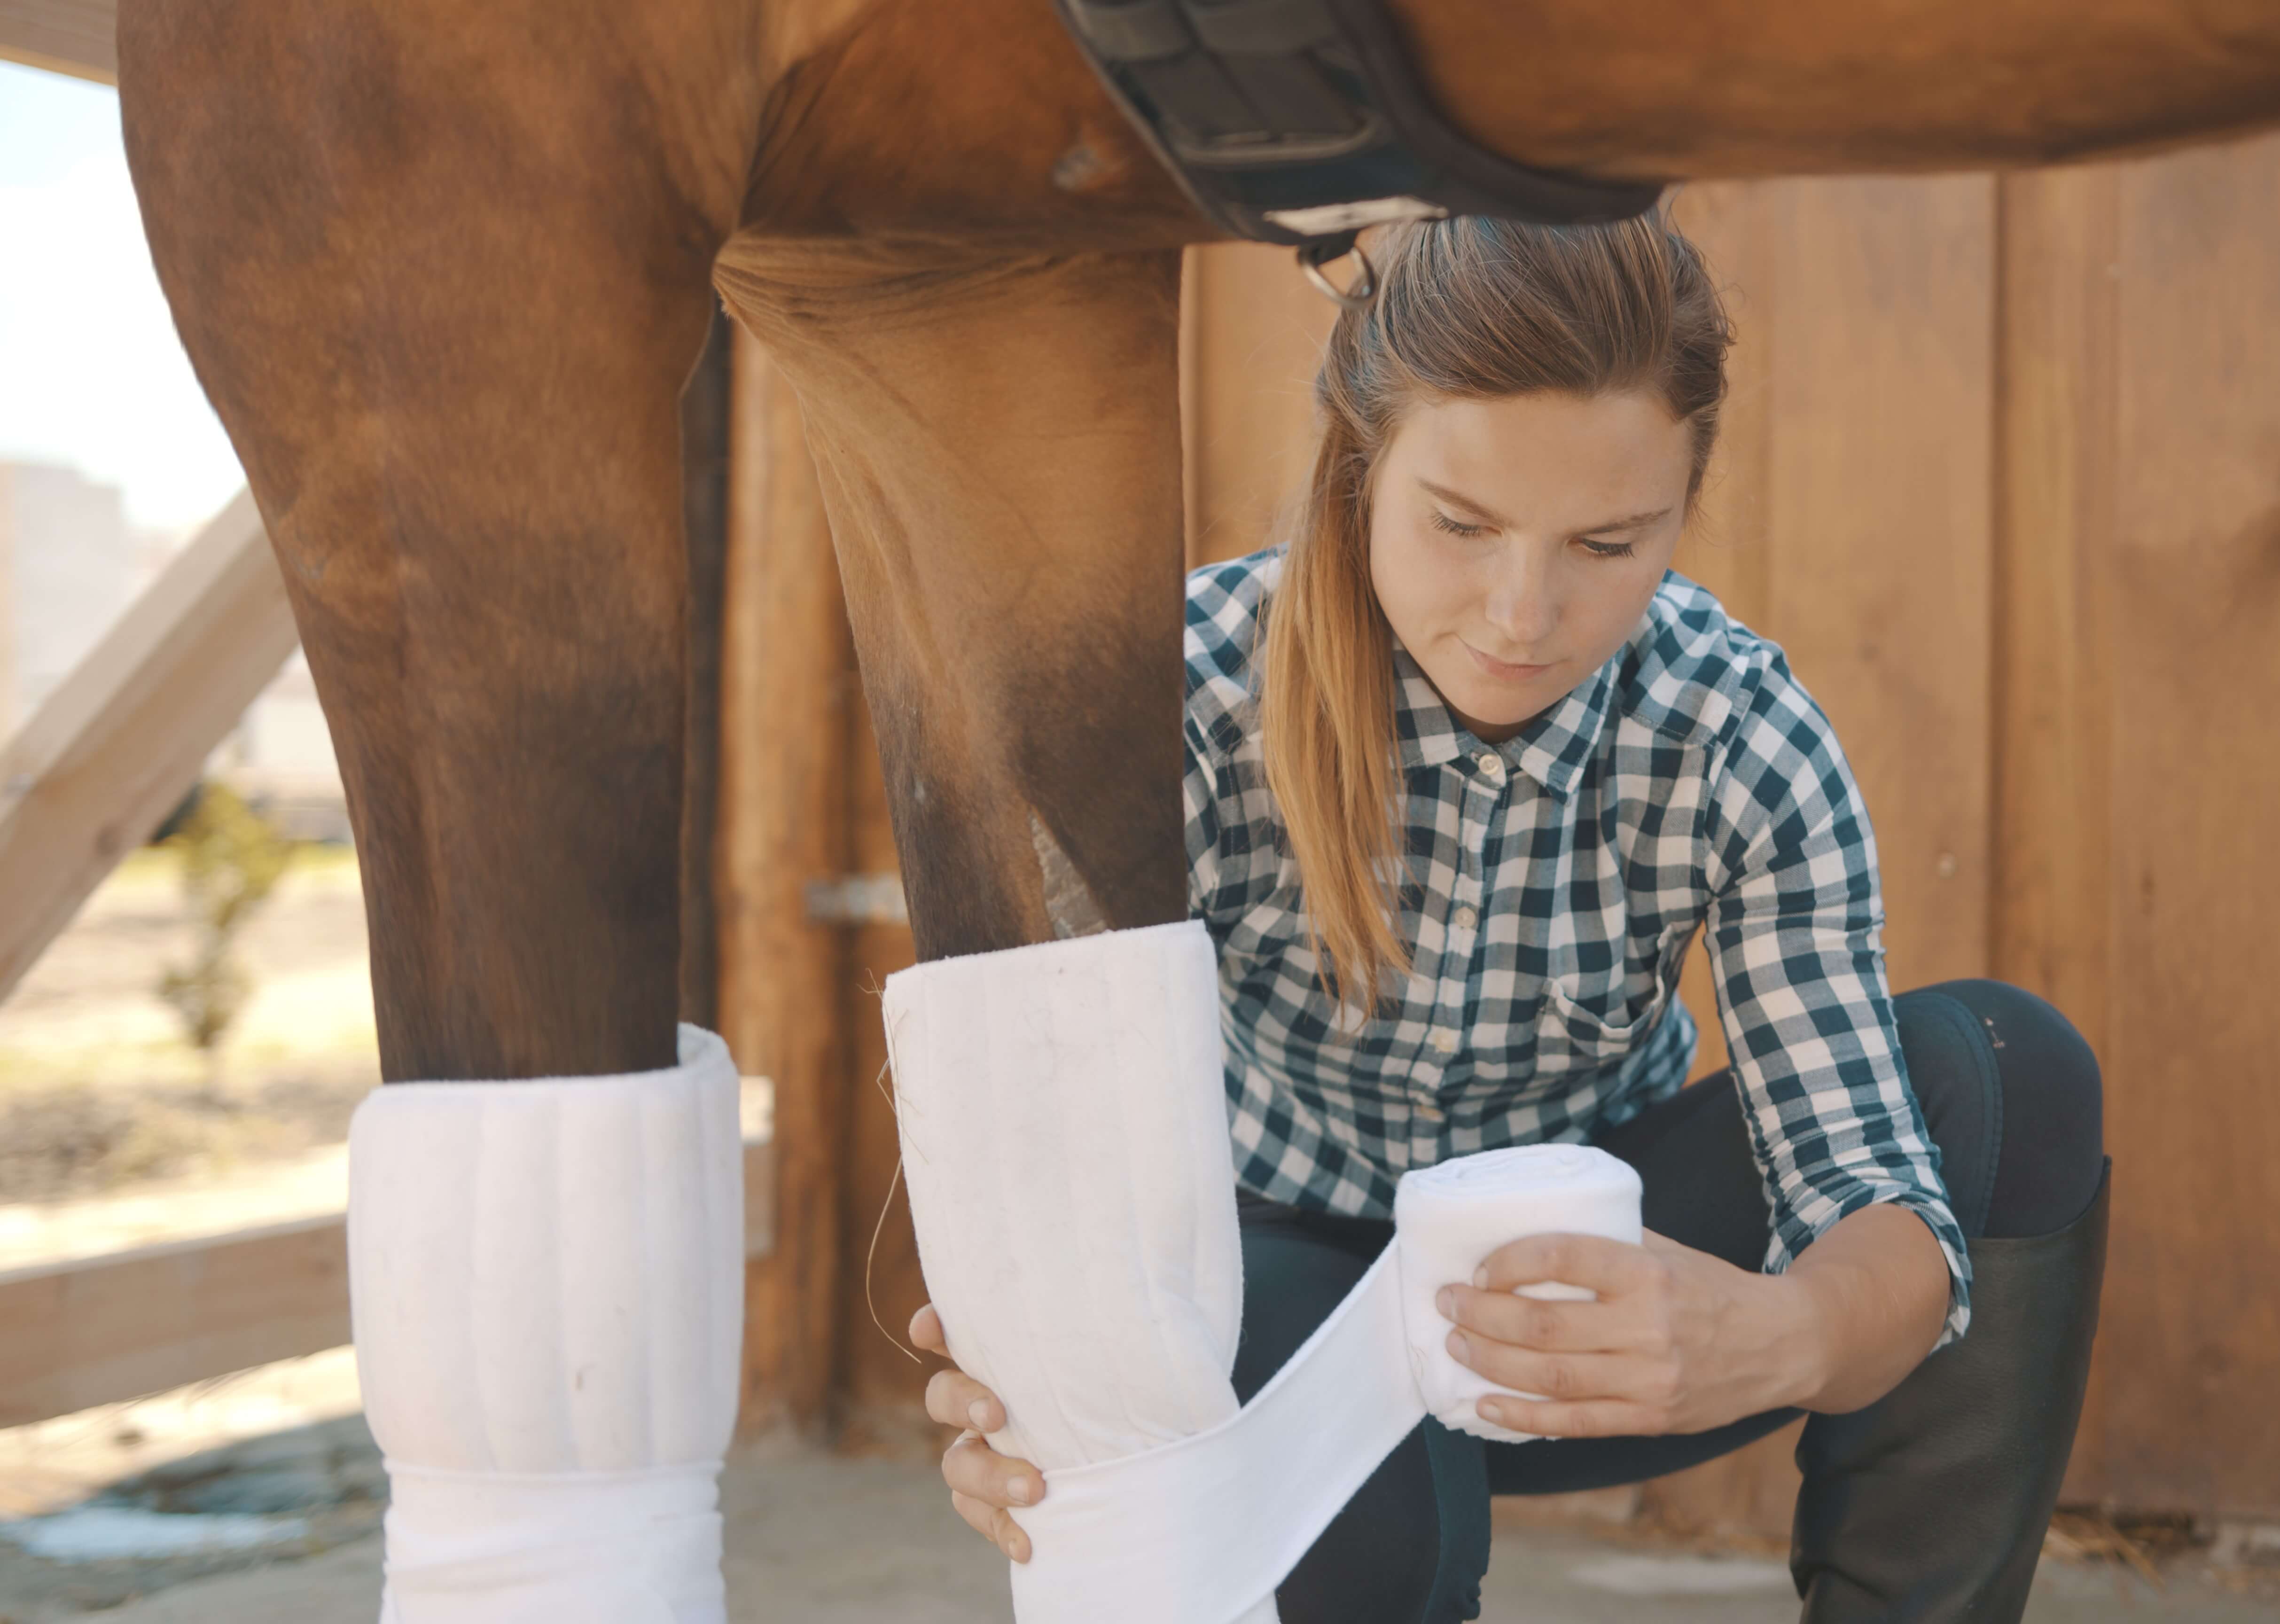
[6,1434,2273,1624]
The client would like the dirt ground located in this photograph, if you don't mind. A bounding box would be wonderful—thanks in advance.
[0,846,379,1210]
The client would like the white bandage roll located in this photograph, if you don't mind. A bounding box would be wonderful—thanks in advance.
[1394,1144,1643,1444]
[348,1025,744,1624]
[883,922,1645,1624]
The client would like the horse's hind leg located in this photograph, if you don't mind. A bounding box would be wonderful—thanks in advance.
[121,8,760,1617]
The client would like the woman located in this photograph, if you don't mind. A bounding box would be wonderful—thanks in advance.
[912,214,2108,1623]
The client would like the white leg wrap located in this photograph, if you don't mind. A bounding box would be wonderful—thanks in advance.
[348,1025,743,1624]
[883,922,1273,1622]
[883,923,1642,1624]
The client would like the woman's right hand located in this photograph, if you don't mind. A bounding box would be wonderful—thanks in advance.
[912,1303,1047,1563]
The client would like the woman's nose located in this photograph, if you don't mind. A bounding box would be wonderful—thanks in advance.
[1484,581,1558,647]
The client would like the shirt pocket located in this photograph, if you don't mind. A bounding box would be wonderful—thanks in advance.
[1536,923,1691,1071]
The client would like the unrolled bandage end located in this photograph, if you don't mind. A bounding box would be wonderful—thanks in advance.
[1004,1141,1645,1620]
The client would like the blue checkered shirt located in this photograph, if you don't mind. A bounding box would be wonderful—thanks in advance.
[1185,549,1970,1342]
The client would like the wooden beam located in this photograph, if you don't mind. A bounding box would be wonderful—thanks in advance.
[0,490,297,1003]
[0,1215,347,1430]
[0,0,116,83]
[718,327,854,1435]
[0,1138,774,1430]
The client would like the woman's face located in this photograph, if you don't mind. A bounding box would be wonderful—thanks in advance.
[1367,389,1694,744]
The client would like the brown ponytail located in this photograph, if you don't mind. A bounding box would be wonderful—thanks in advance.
[1258,211,1733,1020]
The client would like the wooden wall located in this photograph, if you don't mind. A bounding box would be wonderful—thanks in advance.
[1994,138,2280,1519]
[719,127,2280,1521]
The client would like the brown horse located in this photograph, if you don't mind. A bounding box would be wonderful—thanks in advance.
[113,0,2280,1090]
[104,4,2278,1616]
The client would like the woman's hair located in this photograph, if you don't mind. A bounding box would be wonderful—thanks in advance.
[1258,211,1733,1021]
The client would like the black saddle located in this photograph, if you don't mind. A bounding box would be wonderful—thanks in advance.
[1053,0,1665,273]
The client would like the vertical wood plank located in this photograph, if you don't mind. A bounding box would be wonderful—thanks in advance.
[1179,248,1206,570]
[2095,133,2280,1517]
[680,304,734,1032]
[1671,180,1778,639]
[719,328,853,1434]
[1760,175,1999,996]
[835,682,933,1452]
[1991,161,2122,1505]
[1181,242,1339,570]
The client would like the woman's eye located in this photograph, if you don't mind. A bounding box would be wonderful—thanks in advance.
[1429,511,1485,538]
[1578,538,1638,559]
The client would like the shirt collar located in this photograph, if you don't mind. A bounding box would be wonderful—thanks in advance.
[1391,639,1619,803]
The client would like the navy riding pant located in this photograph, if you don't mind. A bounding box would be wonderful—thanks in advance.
[1230,979,2106,1624]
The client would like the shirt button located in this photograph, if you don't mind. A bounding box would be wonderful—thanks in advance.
[1429,1028,1459,1054]
[1416,1103,1445,1123]
[1452,905,1478,934]
[1475,750,1506,782]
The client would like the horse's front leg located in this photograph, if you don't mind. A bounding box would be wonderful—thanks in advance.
[718,242,1190,958]
[718,243,1278,1616]
[121,8,763,1619]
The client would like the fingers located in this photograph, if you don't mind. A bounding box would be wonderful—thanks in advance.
[938,1425,1043,1509]
[1475,1232,1658,1296]
[1436,1283,1632,1353]
[925,1366,1008,1435]
[914,1309,1046,1562]
[949,1486,1033,1562]
[941,1431,1045,1563]
[911,1304,1015,1436]
[1477,1395,1674,1439]
[1442,1332,1678,1414]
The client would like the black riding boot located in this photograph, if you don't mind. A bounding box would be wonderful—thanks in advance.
[1790,1161,2110,1623]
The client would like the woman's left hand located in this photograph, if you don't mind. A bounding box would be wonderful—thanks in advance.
[1435,1230,1823,1439]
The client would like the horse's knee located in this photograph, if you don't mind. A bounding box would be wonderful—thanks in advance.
[1900,979,2104,1238]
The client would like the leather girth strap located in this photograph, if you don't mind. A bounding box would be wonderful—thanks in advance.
[1053,0,1666,256]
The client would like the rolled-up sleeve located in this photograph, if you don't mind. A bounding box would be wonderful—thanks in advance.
[1701,653,1972,1347]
